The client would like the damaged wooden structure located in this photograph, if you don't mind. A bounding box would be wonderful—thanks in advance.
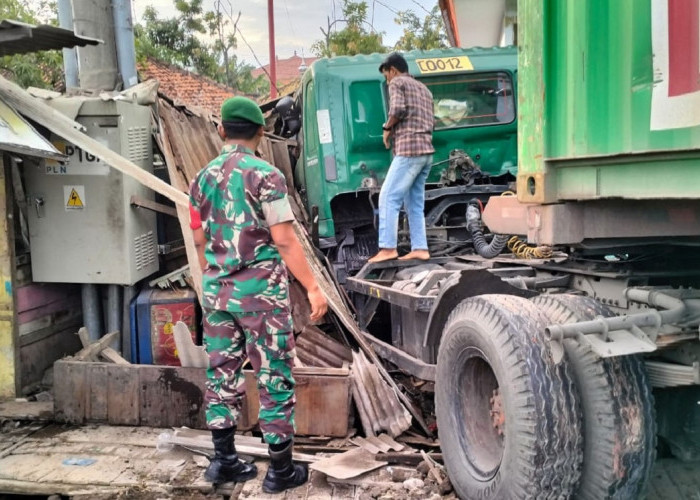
[0,57,424,462]
[53,360,352,437]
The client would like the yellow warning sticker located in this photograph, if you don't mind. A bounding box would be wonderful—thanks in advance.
[64,185,85,211]
[415,56,474,74]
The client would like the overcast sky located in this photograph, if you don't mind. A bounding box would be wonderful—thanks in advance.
[131,0,439,66]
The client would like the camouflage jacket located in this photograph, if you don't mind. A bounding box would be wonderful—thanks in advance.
[189,144,295,312]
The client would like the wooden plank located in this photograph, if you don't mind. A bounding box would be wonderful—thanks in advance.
[159,125,203,301]
[86,363,109,422]
[106,364,139,425]
[77,326,90,347]
[53,360,87,424]
[0,401,53,420]
[0,479,125,496]
[0,156,18,400]
[72,331,119,361]
[100,347,130,365]
[16,283,80,314]
[130,195,178,218]
[53,361,350,435]
[0,76,188,206]
[169,429,318,463]
[372,452,443,466]
[270,139,296,194]
[139,365,207,429]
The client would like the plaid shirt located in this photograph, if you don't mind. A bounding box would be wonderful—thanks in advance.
[387,74,435,156]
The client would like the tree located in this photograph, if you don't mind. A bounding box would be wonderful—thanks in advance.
[394,5,448,51]
[135,1,268,96]
[135,1,218,78]
[0,0,64,89]
[204,1,238,88]
[311,0,385,58]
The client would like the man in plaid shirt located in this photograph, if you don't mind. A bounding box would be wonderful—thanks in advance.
[369,52,435,263]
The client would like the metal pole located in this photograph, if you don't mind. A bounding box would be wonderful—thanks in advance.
[81,283,103,342]
[112,0,138,89]
[106,284,122,351]
[72,0,119,90]
[57,0,79,88]
[268,0,277,99]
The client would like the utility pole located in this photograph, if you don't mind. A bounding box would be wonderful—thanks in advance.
[268,0,277,98]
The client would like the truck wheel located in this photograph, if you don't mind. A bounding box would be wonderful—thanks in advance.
[533,294,656,499]
[436,294,583,499]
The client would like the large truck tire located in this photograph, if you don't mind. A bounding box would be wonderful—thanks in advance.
[533,294,656,499]
[435,294,583,499]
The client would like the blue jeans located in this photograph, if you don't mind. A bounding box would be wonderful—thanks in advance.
[378,154,433,250]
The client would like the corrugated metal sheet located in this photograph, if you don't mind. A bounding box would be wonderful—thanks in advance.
[157,98,223,191]
[0,20,101,56]
[296,325,352,368]
[351,350,412,438]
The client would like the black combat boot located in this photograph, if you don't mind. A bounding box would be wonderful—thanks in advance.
[204,427,258,484]
[262,439,309,494]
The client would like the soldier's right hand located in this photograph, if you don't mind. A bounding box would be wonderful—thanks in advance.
[307,286,328,322]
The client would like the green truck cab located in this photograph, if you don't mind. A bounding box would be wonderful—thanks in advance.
[291,47,517,277]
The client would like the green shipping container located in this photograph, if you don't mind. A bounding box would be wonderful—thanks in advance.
[518,0,700,204]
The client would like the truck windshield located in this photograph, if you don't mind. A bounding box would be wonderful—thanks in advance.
[422,72,515,130]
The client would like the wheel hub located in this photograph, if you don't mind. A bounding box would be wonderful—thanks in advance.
[489,389,505,436]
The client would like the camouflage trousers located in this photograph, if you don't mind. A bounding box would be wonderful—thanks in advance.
[202,307,296,445]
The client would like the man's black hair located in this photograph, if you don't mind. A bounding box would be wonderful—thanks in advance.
[379,52,409,74]
[222,120,261,140]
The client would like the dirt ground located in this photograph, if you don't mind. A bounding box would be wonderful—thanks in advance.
[1,420,699,499]
[0,422,455,500]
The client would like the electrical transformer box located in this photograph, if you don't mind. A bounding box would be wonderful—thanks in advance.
[25,98,159,285]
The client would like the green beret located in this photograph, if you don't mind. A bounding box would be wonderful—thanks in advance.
[221,96,265,126]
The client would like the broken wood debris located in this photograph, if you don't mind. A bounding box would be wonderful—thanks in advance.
[130,194,178,218]
[374,452,444,466]
[290,208,431,436]
[72,329,129,365]
[169,428,318,463]
[53,360,351,437]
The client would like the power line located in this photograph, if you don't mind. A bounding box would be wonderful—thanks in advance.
[234,23,280,95]
[374,0,399,16]
[411,0,432,16]
[282,0,297,40]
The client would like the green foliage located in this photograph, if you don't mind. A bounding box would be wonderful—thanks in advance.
[312,0,385,58]
[394,5,448,51]
[0,0,64,89]
[135,2,218,77]
[135,0,268,96]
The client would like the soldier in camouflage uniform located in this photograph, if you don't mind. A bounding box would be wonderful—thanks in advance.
[189,96,327,493]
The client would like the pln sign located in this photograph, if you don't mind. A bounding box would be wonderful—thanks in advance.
[651,0,700,130]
